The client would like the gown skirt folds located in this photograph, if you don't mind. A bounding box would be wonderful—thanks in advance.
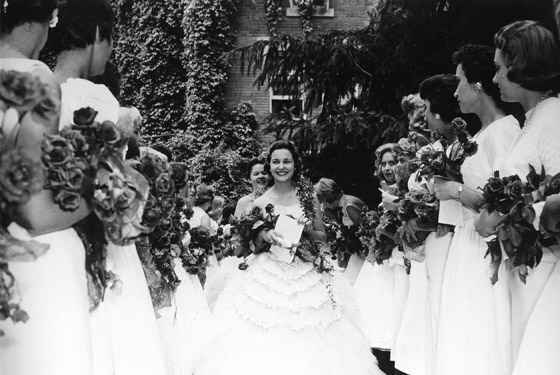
[436,116,520,375]
[435,214,512,375]
[194,253,385,375]
[0,226,93,375]
[194,205,384,375]
[90,243,167,375]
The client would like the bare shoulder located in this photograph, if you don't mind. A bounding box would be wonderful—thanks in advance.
[253,190,275,209]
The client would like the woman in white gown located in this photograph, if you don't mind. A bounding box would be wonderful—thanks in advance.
[392,74,459,375]
[0,2,94,375]
[195,140,383,375]
[434,44,521,375]
[51,1,166,374]
[477,21,560,374]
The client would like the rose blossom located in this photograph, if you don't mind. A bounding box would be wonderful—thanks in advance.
[0,149,43,203]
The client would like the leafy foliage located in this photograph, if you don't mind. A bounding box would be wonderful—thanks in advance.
[229,0,554,205]
[182,0,241,153]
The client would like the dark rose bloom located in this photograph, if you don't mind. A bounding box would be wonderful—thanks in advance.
[134,156,161,181]
[155,173,175,197]
[0,149,43,203]
[250,206,263,218]
[547,173,560,195]
[73,107,98,125]
[159,196,176,216]
[66,168,85,191]
[142,193,161,228]
[60,127,89,156]
[0,70,46,112]
[463,141,478,157]
[42,135,73,167]
[265,203,274,214]
[45,168,68,190]
[525,164,542,191]
[505,179,525,200]
[54,189,82,211]
[98,121,121,146]
[484,177,505,196]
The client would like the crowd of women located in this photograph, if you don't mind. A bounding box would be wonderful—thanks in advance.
[1,0,560,375]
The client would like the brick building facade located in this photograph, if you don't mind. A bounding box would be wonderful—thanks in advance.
[225,0,378,143]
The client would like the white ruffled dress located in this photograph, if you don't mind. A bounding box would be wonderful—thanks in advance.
[194,204,383,375]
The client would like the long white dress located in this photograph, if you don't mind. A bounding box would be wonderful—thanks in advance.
[59,78,167,375]
[0,59,93,375]
[195,204,383,375]
[498,98,560,375]
[436,115,520,375]
[157,258,212,375]
[423,231,453,375]
[0,224,93,375]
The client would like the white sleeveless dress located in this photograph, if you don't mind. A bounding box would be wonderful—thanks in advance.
[59,78,167,375]
[0,59,93,375]
[436,115,520,375]
[498,98,560,375]
[194,204,383,375]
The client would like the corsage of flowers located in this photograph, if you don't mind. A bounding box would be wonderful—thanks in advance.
[480,165,560,284]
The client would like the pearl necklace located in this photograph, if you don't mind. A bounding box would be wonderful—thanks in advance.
[498,90,553,175]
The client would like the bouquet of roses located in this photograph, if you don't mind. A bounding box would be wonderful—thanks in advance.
[328,221,367,259]
[396,190,440,261]
[481,165,560,284]
[131,153,183,310]
[372,208,401,264]
[417,118,478,183]
[355,208,384,264]
[42,107,149,244]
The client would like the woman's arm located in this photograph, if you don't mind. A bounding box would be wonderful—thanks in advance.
[346,205,362,227]
[307,196,326,242]
[14,191,91,236]
[433,177,482,212]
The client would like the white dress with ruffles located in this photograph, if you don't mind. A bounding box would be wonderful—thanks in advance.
[194,204,383,375]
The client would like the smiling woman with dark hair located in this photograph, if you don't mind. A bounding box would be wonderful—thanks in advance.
[195,140,384,375]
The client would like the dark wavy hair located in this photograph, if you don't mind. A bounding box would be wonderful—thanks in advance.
[1,0,58,34]
[264,140,303,183]
[246,156,266,179]
[494,20,560,92]
[419,74,460,123]
[50,0,113,52]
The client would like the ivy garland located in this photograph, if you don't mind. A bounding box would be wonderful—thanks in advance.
[182,0,241,155]
[264,0,283,36]
[294,0,314,38]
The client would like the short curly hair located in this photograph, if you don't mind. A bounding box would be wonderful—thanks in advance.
[264,140,303,183]
[494,20,560,92]
[419,74,459,123]
[314,178,343,204]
